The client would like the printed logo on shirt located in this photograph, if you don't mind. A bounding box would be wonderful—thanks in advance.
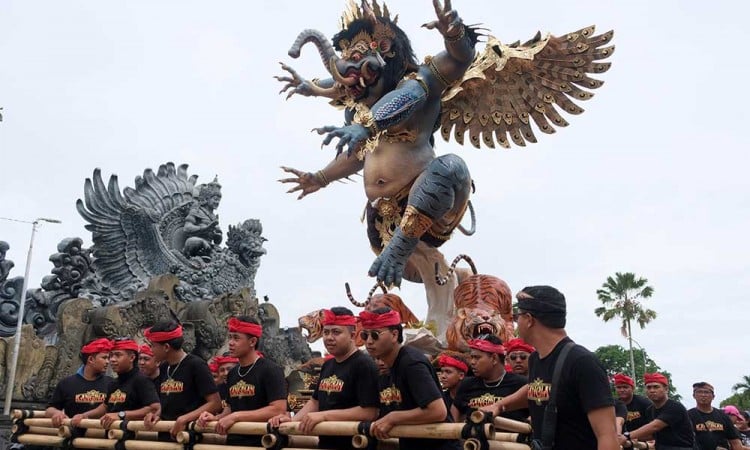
[627,411,642,421]
[229,380,256,398]
[527,378,551,406]
[108,389,127,405]
[318,375,345,393]
[160,378,185,395]
[695,421,725,432]
[468,393,502,408]
[75,390,106,404]
[379,386,402,406]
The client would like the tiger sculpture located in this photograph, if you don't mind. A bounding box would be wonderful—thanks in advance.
[437,255,514,351]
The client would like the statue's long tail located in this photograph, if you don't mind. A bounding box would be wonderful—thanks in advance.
[435,254,479,286]
[345,281,388,308]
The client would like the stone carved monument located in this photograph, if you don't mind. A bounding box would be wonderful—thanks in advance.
[0,162,311,407]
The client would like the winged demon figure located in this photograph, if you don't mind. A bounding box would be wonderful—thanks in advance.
[277,0,613,335]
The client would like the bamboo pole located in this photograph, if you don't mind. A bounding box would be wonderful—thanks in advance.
[12,409,47,420]
[376,438,400,450]
[464,438,531,450]
[20,417,55,427]
[494,417,532,434]
[193,421,269,436]
[12,425,59,436]
[123,440,183,450]
[192,445,319,450]
[16,434,65,447]
[70,437,116,449]
[260,433,318,448]
[58,425,107,438]
[493,432,521,442]
[351,434,369,449]
[108,430,160,440]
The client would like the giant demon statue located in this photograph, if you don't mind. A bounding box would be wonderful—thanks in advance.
[277,0,613,336]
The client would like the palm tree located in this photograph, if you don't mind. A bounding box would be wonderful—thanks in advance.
[595,272,657,384]
[732,375,750,394]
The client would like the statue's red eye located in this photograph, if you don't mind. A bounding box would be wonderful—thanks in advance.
[351,52,362,61]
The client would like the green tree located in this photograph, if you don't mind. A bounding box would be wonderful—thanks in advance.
[595,272,656,383]
[594,344,681,401]
[720,375,750,409]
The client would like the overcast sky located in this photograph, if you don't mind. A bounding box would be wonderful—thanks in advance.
[1,0,748,403]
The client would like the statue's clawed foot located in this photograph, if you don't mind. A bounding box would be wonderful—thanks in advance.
[368,229,419,288]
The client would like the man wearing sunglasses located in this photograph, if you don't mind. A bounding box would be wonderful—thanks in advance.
[270,307,379,449]
[451,334,528,423]
[481,286,618,450]
[505,338,534,377]
[361,307,460,450]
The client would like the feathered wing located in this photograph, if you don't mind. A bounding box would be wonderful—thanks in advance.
[440,26,614,149]
[76,163,198,295]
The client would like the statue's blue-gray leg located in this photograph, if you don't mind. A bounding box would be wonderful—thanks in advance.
[369,154,471,286]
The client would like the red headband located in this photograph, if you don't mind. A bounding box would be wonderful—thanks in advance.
[437,355,468,373]
[144,325,183,343]
[644,372,669,386]
[322,309,358,327]
[81,338,113,355]
[228,317,262,337]
[468,339,506,355]
[613,373,634,387]
[139,344,154,357]
[112,339,140,351]
[214,355,239,366]
[505,338,535,354]
[358,310,401,328]
[208,362,219,374]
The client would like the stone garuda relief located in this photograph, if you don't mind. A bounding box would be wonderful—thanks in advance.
[0,162,267,338]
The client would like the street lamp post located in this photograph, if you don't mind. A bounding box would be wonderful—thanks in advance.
[2,217,61,416]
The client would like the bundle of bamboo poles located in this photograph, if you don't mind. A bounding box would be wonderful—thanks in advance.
[10,409,538,450]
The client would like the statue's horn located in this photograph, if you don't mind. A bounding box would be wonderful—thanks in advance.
[435,254,478,286]
[345,282,368,307]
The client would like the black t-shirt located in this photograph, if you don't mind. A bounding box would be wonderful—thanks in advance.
[105,367,160,413]
[157,354,218,420]
[688,407,740,450]
[221,357,287,446]
[527,337,614,450]
[647,399,694,448]
[453,372,529,422]
[442,390,454,417]
[48,373,112,416]
[378,346,460,450]
[616,400,628,422]
[625,394,653,432]
[312,350,379,450]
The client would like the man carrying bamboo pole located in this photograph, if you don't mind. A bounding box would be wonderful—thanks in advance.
[360,307,460,450]
[143,321,221,440]
[480,286,619,450]
[197,316,287,447]
[451,335,528,423]
[269,307,380,450]
[46,338,114,428]
[70,338,160,429]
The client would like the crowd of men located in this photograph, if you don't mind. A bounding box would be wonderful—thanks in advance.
[43,285,750,450]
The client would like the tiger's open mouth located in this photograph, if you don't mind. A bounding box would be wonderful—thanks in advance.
[472,323,497,337]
